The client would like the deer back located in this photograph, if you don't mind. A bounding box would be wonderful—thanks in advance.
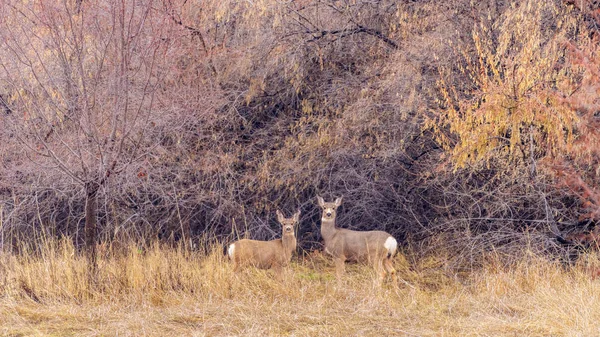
[230,238,287,269]
[327,228,394,261]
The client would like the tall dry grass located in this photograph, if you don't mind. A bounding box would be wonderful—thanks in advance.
[1,240,600,336]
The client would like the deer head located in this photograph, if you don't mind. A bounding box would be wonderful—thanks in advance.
[277,209,300,234]
[317,195,342,221]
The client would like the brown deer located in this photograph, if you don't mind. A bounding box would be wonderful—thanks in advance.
[317,196,398,284]
[227,209,300,278]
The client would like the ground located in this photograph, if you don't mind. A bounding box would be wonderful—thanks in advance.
[1,244,599,336]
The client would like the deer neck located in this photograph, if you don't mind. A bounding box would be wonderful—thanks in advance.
[320,217,338,243]
[282,233,296,254]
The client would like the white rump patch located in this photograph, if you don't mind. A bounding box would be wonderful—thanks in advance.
[384,236,397,256]
[227,243,235,258]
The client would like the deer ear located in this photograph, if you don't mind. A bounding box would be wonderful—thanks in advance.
[293,209,301,223]
[276,210,284,223]
[334,197,343,207]
[317,195,324,207]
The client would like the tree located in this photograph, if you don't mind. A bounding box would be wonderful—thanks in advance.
[0,0,178,276]
[429,0,600,233]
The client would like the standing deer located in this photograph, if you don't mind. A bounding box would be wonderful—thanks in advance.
[317,196,397,284]
[227,209,300,278]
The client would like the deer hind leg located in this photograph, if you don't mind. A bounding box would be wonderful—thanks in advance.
[231,257,240,273]
[383,257,397,283]
[228,243,239,273]
[373,258,386,286]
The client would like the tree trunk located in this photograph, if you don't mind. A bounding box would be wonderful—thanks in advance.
[85,180,100,282]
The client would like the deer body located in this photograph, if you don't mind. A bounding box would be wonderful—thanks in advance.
[318,196,397,283]
[228,210,299,276]
[321,225,397,262]
[228,235,296,271]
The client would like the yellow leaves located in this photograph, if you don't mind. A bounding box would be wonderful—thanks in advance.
[244,78,265,105]
[431,0,586,169]
[214,5,228,23]
[301,99,313,114]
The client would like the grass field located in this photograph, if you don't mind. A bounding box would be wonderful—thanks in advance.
[1,241,599,336]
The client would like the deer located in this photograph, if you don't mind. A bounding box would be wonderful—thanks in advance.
[317,196,397,284]
[227,209,300,278]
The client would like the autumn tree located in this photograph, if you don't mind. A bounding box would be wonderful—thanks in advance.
[428,0,600,242]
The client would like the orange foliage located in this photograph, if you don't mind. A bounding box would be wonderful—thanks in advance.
[431,0,600,220]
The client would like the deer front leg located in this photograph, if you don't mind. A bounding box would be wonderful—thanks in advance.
[273,264,284,281]
[334,256,346,281]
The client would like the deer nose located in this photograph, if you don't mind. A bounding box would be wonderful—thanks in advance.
[326,211,332,217]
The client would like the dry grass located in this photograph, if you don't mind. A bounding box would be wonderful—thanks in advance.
[1,240,600,336]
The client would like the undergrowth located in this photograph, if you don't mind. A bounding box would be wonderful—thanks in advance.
[1,239,600,336]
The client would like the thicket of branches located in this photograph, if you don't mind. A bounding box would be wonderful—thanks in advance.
[1,0,599,267]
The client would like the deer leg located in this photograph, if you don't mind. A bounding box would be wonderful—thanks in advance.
[384,257,397,283]
[374,259,386,286]
[334,257,346,281]
[273,264,284,281]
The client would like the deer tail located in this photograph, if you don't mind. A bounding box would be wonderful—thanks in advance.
[384,236,398,259]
